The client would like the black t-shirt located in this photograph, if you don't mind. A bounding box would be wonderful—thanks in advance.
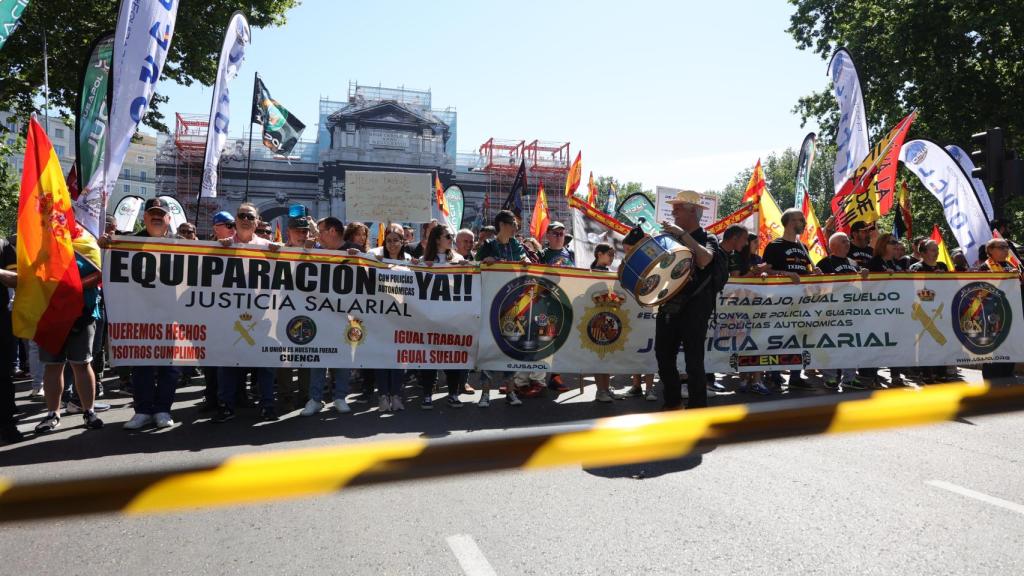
[899,256,918,269]
[849,244,874,268]
[867,256,903,272]
[1,237,15,337]
[908,261,948,273]
[727,251,749,276]
[762,238,812,275]
[407,243,426,259]
[817,255,860,274]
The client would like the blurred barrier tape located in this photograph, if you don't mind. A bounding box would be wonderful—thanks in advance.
[3,381,1024,522]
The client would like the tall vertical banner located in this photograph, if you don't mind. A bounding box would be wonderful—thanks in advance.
[899,139,993,265]
[74,32,114,197]
[0,0,30,52]
[201,12,251,198]
[78,0,179,238]
[827,48,870,195]
[945,144,995,220]
[794,132,817,210]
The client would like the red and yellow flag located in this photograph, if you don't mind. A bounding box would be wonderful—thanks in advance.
[530,181,550,239]
[12,117,85,354]
[564,151,582,198]
[377,222,386,247]
[757,188,784,254]
[707,201,756,235]
[435,172,449,217]
[586,171,597,206]
[800,190,828,264]
[741,159,766,204]
[931,225,954,271]
[273,222,283,243]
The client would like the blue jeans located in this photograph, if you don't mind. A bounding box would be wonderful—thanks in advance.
[132,365,181,415]
[218,367,275,409]
[826,368,857,382]
[310,368,350,403]
[375,369,403,396]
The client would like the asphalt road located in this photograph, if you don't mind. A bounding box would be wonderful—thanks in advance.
[3,369,1024,575]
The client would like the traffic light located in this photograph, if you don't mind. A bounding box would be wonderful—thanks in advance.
[970,127,1005,185]
[1003,151,1023,199]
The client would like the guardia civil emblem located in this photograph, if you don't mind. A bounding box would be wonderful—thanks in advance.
[346,318,366,346]
[952,282,1012,355]
[577,289,630,359]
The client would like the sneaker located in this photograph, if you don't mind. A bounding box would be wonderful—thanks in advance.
[627,386,643,397]
[123,413,154,430]
[595,389,614,403]
[824,378,840,390]
[707,381,728,393]
[520,381,545,398]
[446,396,463,408]
[83,410,104,429]
[29,385,43,399]
[506,390,522,406]
[548,374,570,393]
[300,399,323,416]
[421,396,434,410]
[154,412,175,428]
[212,407,236,423]
[751,382,774,395]
[391,396,405,411]
[462,383,475,395]
[64,401,83,415]
[478,391,490,408]
[843,378,870,391]
[35,412,60,433]
[95,382,105,398]
[646,389,658,401]
[333,399,351,414]
[93,402,111,412]
[379,395,391,413]
[261,406,279,421]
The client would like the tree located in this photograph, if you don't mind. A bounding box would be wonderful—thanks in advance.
[0,0,299,133]
[710,145,835,222]
[595,176,651,212]
[0,137,23,236]
[787,0,1024,234]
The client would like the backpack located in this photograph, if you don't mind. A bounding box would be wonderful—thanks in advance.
[691,235,730,296]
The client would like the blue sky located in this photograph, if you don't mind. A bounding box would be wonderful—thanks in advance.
[156,0,828,191]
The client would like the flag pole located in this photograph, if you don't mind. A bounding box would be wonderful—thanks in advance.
[42,30,50,133]
[243,71,257,204]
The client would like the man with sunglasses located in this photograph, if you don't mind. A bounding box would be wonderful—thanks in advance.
[848,221,875,268]
[211,211,235,240]
[176,223,197,240]
[254,222,273,240]
[221,203,281,250]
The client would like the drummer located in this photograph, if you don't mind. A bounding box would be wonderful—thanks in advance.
[656,190,723,410]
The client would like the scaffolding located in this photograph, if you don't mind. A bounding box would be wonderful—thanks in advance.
[168,113,220,232]
[478,138,570,231]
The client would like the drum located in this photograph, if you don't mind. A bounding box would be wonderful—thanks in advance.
[618,234,693,307]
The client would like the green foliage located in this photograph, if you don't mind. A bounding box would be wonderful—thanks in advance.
[787,0,1024,238]
[595,176,651,212]
[0,136,23,236]
[0,0,299,133]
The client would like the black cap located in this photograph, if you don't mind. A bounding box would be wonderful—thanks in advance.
[144,197,170,213]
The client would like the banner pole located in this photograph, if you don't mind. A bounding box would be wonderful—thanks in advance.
[42,29,50,133]
[244,71,257,204]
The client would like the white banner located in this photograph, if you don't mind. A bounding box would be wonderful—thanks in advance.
[900,139,993,265]
[945,144,995,221]
[201,12,251,198]
[77,0,179,238]
[476,264,656,374]
[346,171,432,223]
[102,238,480,369]
[707,274,1024,372]
[112,195,143,233]
[655,186,718,228]
[828,48,870,195]
[159,195,188,231]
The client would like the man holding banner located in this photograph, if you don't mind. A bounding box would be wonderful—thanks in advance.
[656,191,723,410]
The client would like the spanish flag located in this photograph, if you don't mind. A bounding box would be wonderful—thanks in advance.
[273,222,283,243]
[377,222,386,247]
[435,172,449,217]
[564,151,582,198]
[586,171,597,206]
[530,181,550,239]
[800,190,828,264]
[741,159,766,203]
[931,224,954,271]
[12,118,85,355]
[757,188,785,255]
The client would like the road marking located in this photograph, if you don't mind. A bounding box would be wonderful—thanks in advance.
[446,534,498,576]
[927,480,1024,515]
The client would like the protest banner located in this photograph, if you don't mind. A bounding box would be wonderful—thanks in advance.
[102,238,479,369]
[655,186,718,228]
[346,171,432,223]
[706,273,1024,372]
[476,263,657,374]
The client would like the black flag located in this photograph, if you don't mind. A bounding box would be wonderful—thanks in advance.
[251,74,306,155]
[502,159,527,218]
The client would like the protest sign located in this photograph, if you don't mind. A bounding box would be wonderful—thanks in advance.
[346,171,432,223]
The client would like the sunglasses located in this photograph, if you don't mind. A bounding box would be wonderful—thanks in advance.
[236,213,257,221]
[256,229,272,235]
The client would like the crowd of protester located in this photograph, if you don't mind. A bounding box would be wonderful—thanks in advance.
[1,199,1021,443]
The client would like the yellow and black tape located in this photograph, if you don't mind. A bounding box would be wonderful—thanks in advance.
[2,381,1023,523]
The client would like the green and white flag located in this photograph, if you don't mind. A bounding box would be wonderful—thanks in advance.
[75,32,114,194]
[251,74,306,155]
[0,0,30,52]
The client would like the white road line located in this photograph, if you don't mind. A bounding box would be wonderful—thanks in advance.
[446,534,498,576]
[927,480,1024,516]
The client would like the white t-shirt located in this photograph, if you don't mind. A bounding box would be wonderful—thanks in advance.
[232,232,272,247]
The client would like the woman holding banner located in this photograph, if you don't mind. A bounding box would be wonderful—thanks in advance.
[370,224,413,413]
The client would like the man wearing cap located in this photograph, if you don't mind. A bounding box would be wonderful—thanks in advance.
[278,205,314,409]
[210,211,235,240]
[122,198,182,430]
[656,190,723,410]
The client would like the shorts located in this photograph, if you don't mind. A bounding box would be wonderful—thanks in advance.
[39,318,96,365]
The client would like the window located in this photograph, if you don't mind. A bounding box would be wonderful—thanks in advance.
[123,183,130,194]
[54,144,66,157]
[140,170,148,181]
[137,155,145,162]
[54,128,64,139]
[139,186,147,195]
[122,168,131,179]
